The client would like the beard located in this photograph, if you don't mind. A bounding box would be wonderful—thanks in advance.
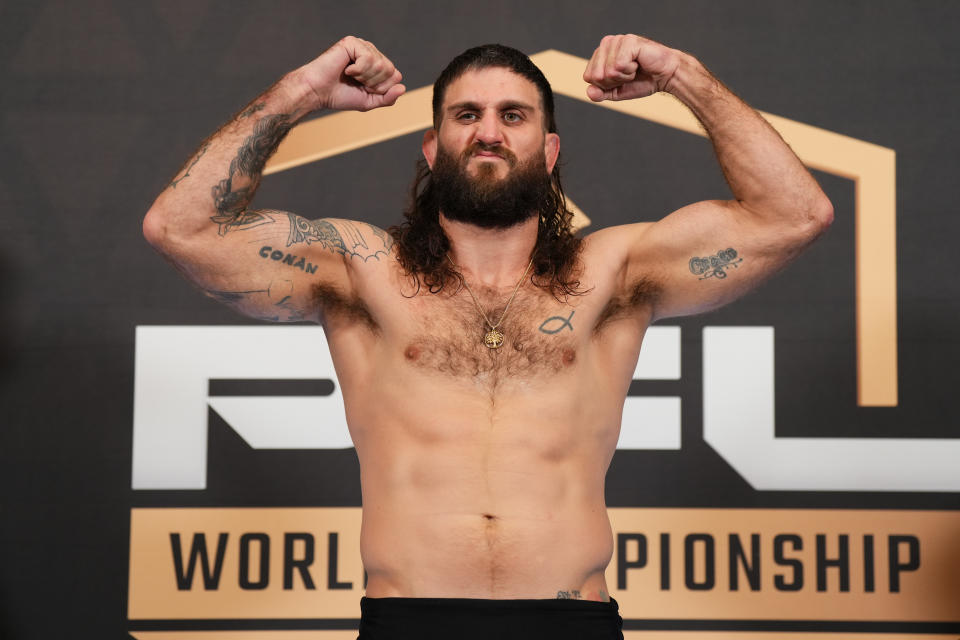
[431,140,554,230]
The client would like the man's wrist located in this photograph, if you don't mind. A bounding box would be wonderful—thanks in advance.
[273,68,324,119]
[662,51,717,101]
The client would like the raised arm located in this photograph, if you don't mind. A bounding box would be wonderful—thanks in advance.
[582,34,834,322]
[143,36,405,322]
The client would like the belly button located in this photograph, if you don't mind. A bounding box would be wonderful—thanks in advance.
[482,513,496,521]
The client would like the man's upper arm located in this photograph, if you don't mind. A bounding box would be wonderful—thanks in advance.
[144,206,393,323]
[612,199,827,321]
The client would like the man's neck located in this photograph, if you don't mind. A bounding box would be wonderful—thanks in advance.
[439,212,538,288]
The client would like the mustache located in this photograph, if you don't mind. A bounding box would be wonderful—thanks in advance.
[461,142,517,165]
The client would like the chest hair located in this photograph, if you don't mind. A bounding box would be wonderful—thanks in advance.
[403,285,579,382]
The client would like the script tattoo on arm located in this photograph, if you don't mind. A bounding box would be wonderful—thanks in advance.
[688,247,743,280]
[210,113,292,235]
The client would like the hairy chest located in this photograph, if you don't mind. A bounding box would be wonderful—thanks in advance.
[401,287,586,382]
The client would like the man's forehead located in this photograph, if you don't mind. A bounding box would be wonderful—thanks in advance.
[441,67,543,109]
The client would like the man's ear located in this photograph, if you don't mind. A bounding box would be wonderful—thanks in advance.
[545,132,560,173]
[422,129,437,169]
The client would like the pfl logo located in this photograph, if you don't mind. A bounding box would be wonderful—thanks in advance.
[131,325,960,492]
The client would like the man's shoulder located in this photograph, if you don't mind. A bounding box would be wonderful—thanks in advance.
[580,222,655,269]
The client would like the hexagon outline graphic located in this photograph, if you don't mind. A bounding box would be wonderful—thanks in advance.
[264,49,897,407]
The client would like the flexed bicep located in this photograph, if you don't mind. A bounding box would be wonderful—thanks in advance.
[622,199,823,321]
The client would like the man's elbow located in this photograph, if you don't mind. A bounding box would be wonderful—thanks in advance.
[142,206,187,256]
[804,194,834,238]
[143,207,169,251]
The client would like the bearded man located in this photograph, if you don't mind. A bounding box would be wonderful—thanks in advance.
[143,34,832,640]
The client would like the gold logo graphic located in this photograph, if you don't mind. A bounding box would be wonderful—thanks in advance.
[127,507,960,629]
[265,49,898,408]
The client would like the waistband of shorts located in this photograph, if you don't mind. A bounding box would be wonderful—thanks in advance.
[361,595,620,613]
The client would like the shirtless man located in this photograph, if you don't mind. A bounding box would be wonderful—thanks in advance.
[144,34,832,640]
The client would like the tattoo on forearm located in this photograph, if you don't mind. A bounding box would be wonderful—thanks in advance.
[210,113,292,234]
[238,101,266,119]
[168,142,210,189]
[689,248,743,280]
[539,310,575,335]
[287,214,393,260]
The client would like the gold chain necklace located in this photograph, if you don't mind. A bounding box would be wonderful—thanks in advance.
[448,255,534,349]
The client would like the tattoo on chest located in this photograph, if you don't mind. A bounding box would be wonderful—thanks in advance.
[539,310,575,334]
[403,293,579,382]
[689,247,743,280]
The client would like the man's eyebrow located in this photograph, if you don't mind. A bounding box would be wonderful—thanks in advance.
[446,100,537,113]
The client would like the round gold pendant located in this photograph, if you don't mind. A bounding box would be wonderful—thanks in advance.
[483,329,504,349]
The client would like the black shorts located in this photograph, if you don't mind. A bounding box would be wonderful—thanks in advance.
[357,596,624,640]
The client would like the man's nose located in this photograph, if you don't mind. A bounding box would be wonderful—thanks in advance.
[474,112,504,145]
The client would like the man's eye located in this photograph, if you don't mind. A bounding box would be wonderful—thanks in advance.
[458,113,477,121]
[503,112,522,122]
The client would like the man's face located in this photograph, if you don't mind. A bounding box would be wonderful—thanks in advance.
[423,67,560,228]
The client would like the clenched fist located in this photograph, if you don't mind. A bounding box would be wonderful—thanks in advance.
[583,34,682,102]
[297,36,406,112]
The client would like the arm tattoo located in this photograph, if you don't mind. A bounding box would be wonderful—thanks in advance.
[287,214,393,261]
[689,248,743,280]
[238,101,266,119]
[168,142,210,189]
[204,287,268,304]
[210,113,292,234]
[204,280,307,323]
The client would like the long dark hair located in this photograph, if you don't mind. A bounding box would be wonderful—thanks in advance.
[387,44,586,300]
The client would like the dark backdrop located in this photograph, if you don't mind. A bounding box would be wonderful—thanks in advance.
[1,1,958,637]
